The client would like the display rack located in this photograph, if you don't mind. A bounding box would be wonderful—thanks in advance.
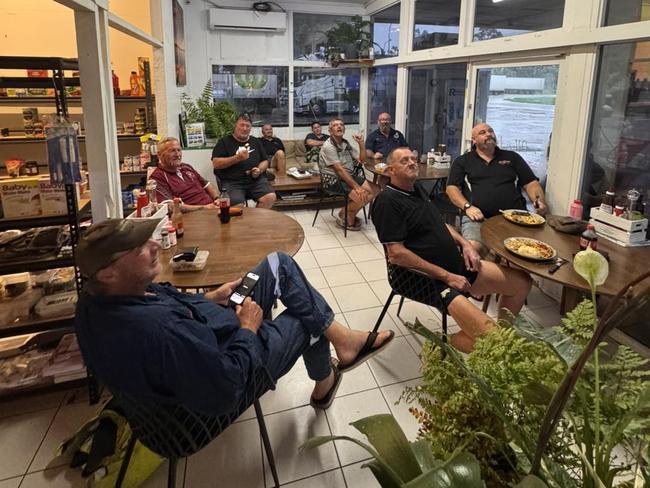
[0,56,91,398]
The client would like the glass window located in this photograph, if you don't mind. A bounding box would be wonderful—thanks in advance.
[371,3,400,58]
[603,0,650,26]
[413,0,461,51]
[369,66,398,124]
[406,63,467,159]
[211,66,289,126]
[473,0,565,41]
[293,67,360,126]
[293,13,352,61]
[581,42,650,216]
[473,65,559,183]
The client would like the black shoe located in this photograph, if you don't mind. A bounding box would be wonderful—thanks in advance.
[264,171,276,181]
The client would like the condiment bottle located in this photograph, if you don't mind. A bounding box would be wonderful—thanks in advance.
[569,199,583,219]
[135,190,148,217]
[219,189,231,224]
[145,180,158,213]
[166,225,177,246]
[161,229,171,250]
[172,198,184,238]
[600,188,615,214]
[626,188,640,219]
[579,223,598,251]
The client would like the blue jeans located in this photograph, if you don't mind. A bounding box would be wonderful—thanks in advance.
[251,252,335,382]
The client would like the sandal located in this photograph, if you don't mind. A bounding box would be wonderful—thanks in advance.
[338,330,395,373]
[335,216,362,231]
[310,358,342,410]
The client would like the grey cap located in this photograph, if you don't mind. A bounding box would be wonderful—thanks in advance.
[77,218,160,277]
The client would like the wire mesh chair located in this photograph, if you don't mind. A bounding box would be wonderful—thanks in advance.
[372,250,448,341]
[311,166,367,237]
[112,370,279,488]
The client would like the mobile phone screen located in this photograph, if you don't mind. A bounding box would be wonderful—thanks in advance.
[229,272,260,307]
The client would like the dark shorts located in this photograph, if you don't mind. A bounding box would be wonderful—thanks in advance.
[339,172,367,194]
[436,268,479,311]
[220,177,274,205]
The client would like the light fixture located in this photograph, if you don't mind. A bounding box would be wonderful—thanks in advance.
[492,0,505,3]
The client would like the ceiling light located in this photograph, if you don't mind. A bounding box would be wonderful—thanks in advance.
[492,0,505,3]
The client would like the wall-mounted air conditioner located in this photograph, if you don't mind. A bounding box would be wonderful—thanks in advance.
[208,8,287,32]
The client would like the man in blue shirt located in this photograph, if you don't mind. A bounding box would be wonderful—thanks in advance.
[74,218,393,414]
[365,112,408,159]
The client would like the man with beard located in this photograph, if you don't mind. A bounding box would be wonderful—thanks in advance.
[212,114,277,208]
[365,112,408,159]
[304,121,329,151]
[319,118,380,231]
[149,137,219,211]
[446,123,547,252]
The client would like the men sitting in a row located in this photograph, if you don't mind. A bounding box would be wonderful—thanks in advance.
[211,114,277,208]
[149,137,219,211]
[319,118,380,231]
[365,112,408,160]
[372,147,532,352]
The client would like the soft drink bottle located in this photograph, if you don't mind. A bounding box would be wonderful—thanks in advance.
[219,189,231,224]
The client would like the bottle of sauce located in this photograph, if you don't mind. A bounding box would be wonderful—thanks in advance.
[219,188,231,224]
[130,71,140,96]
[600,188,615,214]
[145,180,158,213]
[569,199,583,219]
[172,198,184,238]
[579,223,598,251]
[135,190,148,217]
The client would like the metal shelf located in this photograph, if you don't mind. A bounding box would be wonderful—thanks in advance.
[0,96,152,106]
[0,134,145,144]
[0,199,90,231]
[0,318,74,339]
[0,255,75,275]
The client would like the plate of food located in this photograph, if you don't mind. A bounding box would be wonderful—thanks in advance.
[504,237,557,261]
[501,209,546,226]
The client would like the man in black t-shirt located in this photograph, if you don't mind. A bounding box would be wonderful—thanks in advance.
[447,123,547,252]
[212,114,277,208]
[304,121,329,151]
[260,124,286,174]
[372,147,532,352]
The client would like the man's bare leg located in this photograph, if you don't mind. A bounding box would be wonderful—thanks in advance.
[469,261,531,318]
[447,296,495,352]
[256,191,277,209]
[344,180,381,224]
[311,320,392,400]
[272,150,286,174]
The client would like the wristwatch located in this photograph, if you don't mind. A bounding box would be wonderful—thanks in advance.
[463,202,472,212]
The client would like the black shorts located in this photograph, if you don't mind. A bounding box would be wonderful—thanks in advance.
[436,268,479,311]
[340,172,366,194]
[220,177,274,205]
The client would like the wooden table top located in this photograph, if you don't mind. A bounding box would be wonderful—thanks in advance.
[156,207,305,288]
[481,215,650,297]
[364,160,450,180]
[271,171,321,191]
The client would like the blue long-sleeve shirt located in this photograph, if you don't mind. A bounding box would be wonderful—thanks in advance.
[74,283,266,415]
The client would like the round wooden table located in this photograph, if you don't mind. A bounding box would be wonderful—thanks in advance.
[480,215,650,311]
[156,207,305,289]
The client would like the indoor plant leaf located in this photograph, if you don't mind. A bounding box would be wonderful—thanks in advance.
[512,314,581,365]
[402,451,484,488]
[351,414,423,483]
[410,439,440,472]
[515,474,549,487]
[573,247,609,289]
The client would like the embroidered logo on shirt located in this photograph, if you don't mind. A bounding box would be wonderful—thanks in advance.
[498,160,512,165]
[393,133,400,140]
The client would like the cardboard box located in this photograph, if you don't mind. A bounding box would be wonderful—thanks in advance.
[0,177,41,218]
[38,178,67,216]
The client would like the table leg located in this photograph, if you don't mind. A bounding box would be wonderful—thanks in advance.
[560,286,588,314]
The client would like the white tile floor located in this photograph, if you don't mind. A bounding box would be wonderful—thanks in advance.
[0,208,564,487]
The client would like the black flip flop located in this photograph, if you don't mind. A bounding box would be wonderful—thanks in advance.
[338,330,395,374]
[310,358,342,410]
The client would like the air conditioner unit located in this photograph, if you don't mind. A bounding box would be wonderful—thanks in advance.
[208,8,287,32]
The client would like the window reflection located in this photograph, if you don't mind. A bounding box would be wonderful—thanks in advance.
[582,42,650,217]
[603,0,650,26]
[371,3,400,58]
[369,66,398,124]
[473,0,565,41]
[413,0,461,51]
[293,13,352,61]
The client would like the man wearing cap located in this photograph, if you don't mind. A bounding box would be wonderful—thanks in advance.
[149,137,220,212]
[74,218,393,414]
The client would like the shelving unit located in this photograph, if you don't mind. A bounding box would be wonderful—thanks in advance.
[0,57,91,398]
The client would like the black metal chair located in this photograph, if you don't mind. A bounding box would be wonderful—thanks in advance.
[311,166,367,237]
[112,370,279,488]
[372,252,448,341]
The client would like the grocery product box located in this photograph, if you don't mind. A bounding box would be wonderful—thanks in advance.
[589,207,648,245]
[38,177,67,216]
[0,177,41,218]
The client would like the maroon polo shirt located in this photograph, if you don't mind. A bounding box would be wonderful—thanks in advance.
[149,163,213,205]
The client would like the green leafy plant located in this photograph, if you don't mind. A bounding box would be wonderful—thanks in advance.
[324,15,372,66]
[181,81,237,141]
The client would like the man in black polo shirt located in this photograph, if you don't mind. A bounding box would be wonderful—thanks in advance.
[260,124,286,174]
[212,114,277,208]
[447,123,547,252]
[304,121,329,151]
[365,112,408,159]
[372,147,532,352]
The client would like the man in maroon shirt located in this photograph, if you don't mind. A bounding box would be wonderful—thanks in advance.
[149,137,220,212]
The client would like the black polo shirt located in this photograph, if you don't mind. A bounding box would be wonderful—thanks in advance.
[304,133,329,151]
[447,147,537,218]
[372,181,464,275]
[260,136,285,157]
[365,128,408,157]
[212,135,268,182]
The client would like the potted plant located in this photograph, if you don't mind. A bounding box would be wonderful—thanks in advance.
[324,15,372,66]
[180,80,237,143]
[305,251,650,487]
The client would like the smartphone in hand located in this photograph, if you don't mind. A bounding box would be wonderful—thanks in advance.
[229,272,260,307]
